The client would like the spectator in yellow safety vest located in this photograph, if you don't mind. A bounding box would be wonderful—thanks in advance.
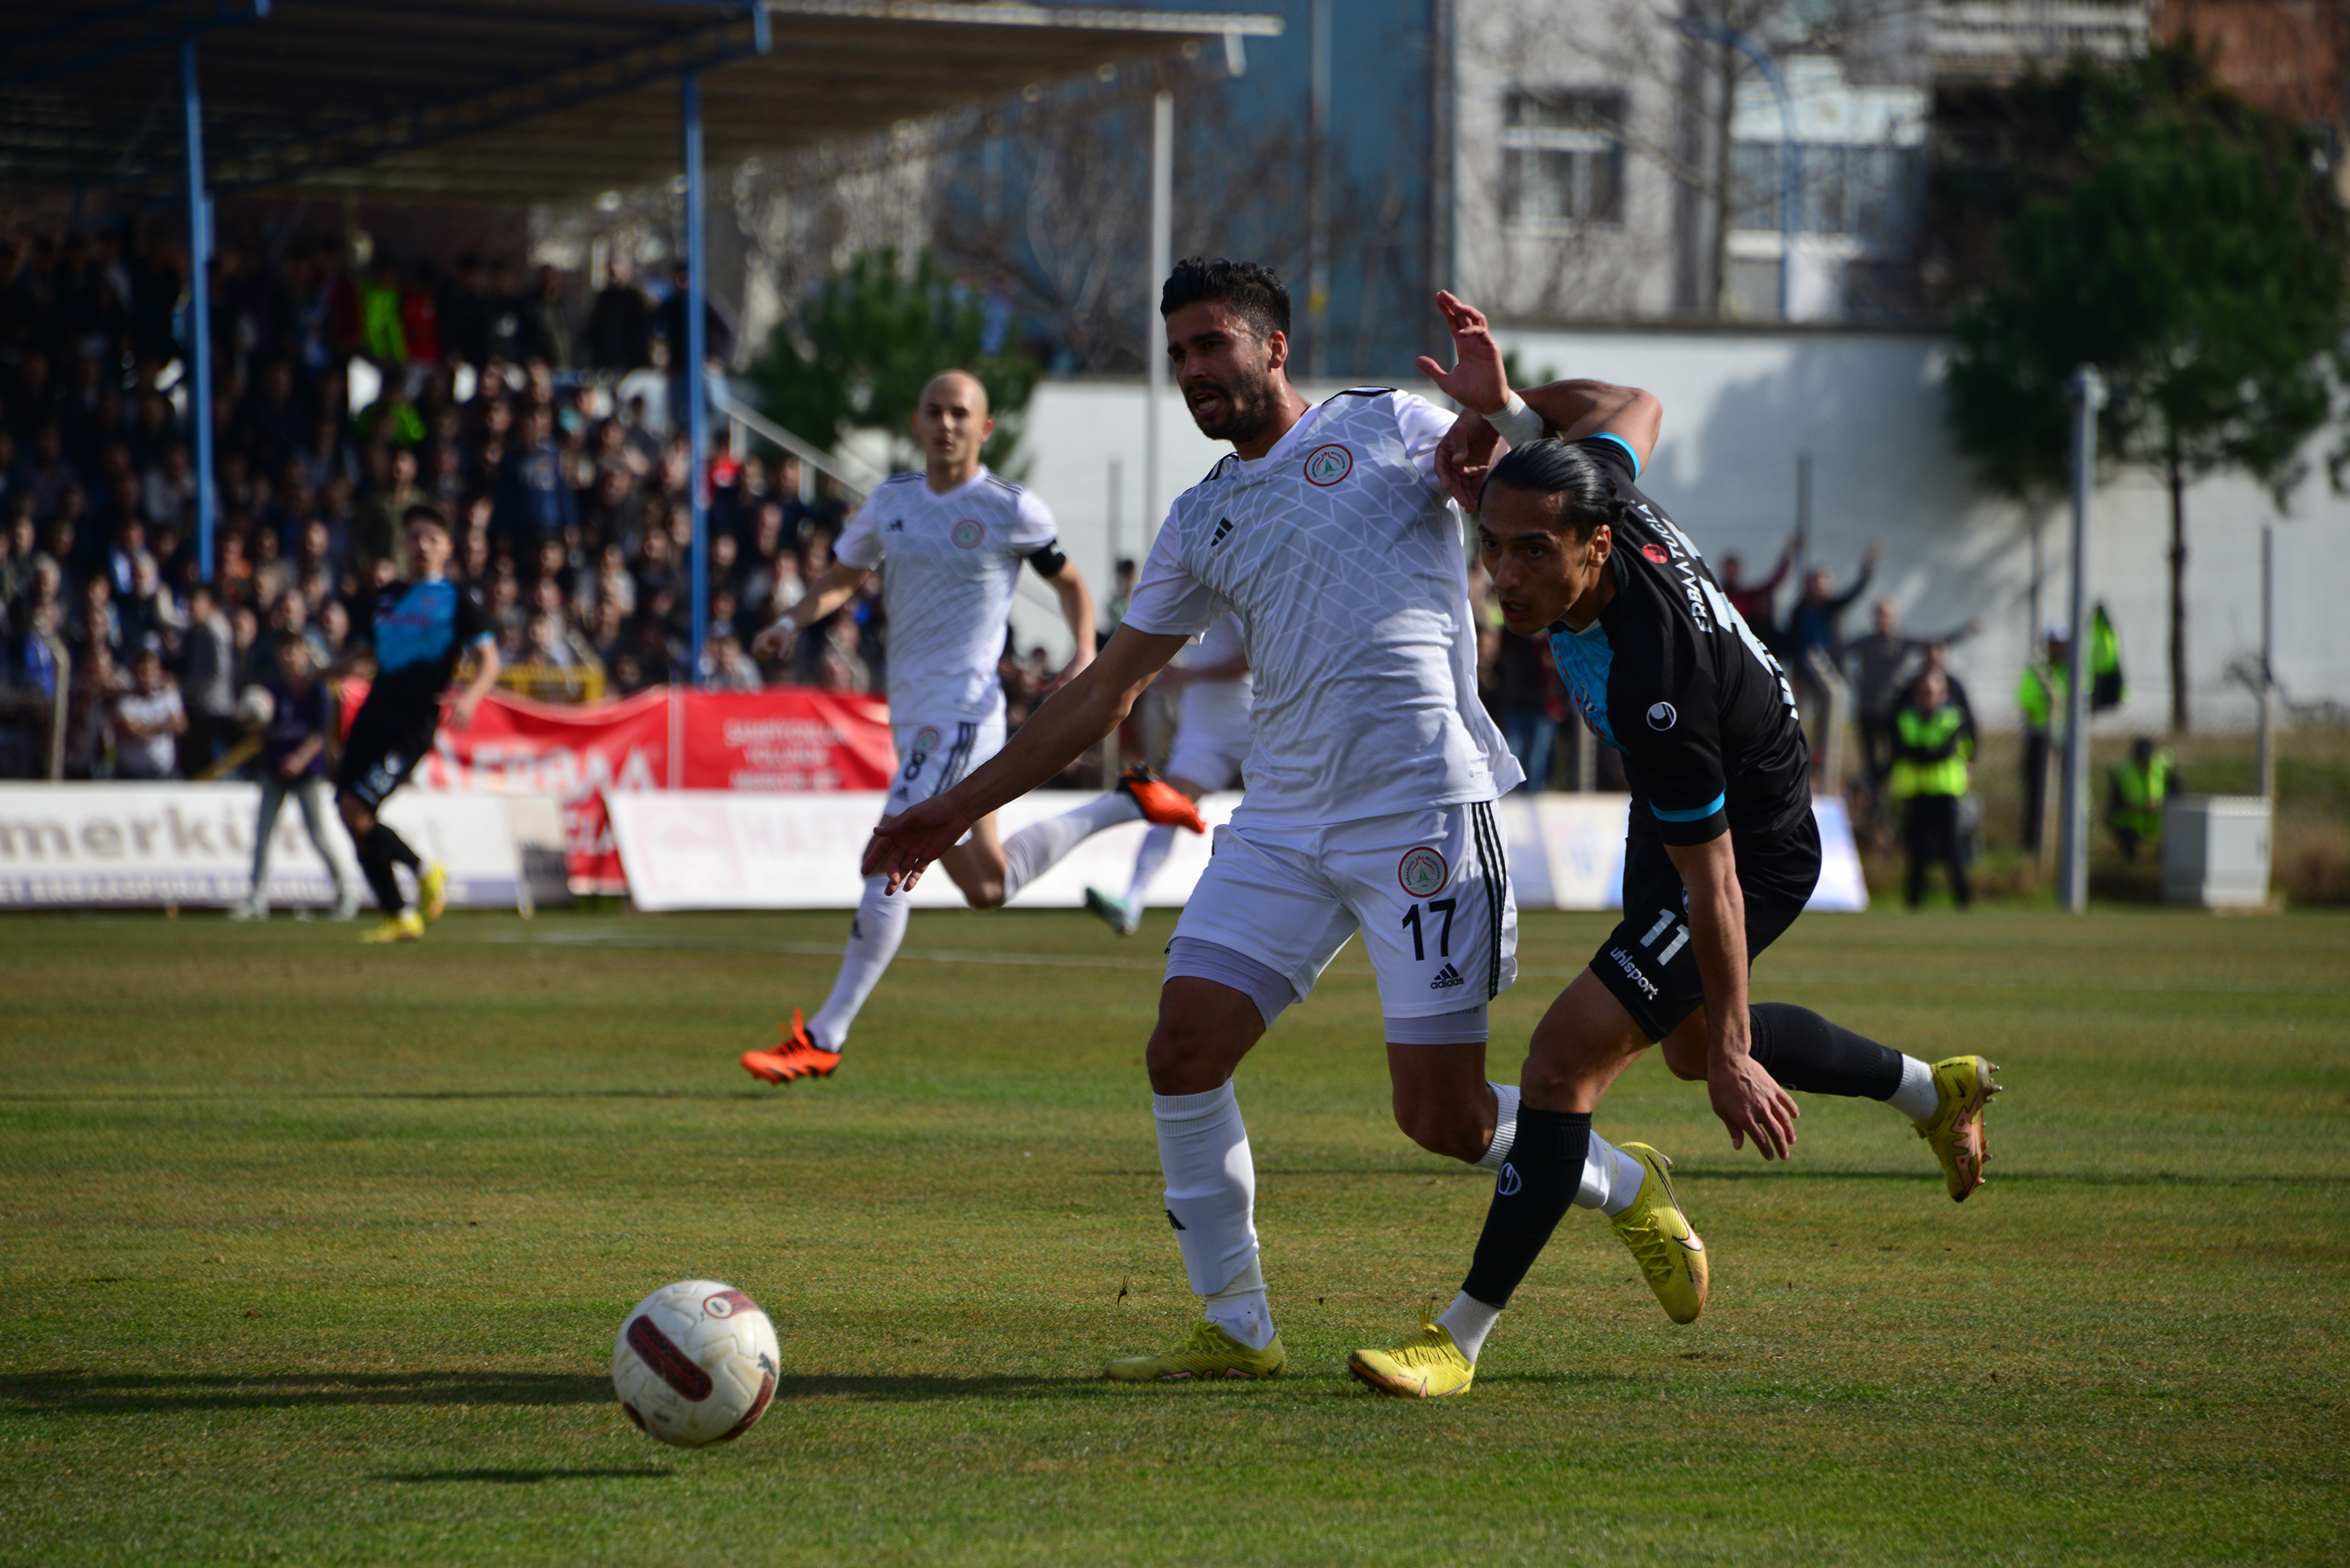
[1892,666,1975,909]
[2016,623,2068,853]
[2106,735,2177,862]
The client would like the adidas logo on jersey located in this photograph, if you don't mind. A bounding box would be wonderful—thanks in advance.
[887,518,905,531]
[1430,963,1465,990]
[1211,517,1234,547]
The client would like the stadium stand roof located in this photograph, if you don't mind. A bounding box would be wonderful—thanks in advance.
[0,1,1283,201]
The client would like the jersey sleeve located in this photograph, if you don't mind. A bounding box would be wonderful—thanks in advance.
[833,496,884,570]
[345,587,379,652]
[454,583,494,648]
[1115,508,1220,638]
[1571,432,1644,490]
[1614,616,1730,844]
[1006,488,1059,554]
[1390,392,1459,492]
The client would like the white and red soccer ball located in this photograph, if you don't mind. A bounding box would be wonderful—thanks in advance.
[612,1280,779,1448]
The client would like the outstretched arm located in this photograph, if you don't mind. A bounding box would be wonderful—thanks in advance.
[751,562,871,660]
[864,626,1193,890]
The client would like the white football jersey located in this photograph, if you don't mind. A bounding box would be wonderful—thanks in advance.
[1173,609,1253,740]
[834,466,1059,727]
[1122,389,1521,827]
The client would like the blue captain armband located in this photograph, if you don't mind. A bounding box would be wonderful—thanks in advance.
[1650,792,1726,845]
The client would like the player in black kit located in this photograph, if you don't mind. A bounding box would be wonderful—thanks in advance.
[1347,294,2001,1398]
[327,503,500,945]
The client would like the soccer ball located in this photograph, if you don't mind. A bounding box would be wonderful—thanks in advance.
[611,1279,780,1448]
[235,685,274,731]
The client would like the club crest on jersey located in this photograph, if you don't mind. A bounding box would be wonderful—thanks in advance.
[913,725,942,753]
[1397,846,1449,898]
[1303,444,1354,486]
[1641,542,1669,565]
[950,517,985,549]
[1647,702,1677,731]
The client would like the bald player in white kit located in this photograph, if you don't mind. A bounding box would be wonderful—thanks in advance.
[743,370,1206,1085]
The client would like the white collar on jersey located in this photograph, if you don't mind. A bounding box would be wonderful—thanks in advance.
[1231,398,1335,474]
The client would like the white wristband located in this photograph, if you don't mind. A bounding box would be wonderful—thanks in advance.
[1487,390,1546,446]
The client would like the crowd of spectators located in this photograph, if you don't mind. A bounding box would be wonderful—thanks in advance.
[0,222,912,782]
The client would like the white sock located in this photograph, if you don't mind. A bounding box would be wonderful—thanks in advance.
[1154,1080,1261,1321]
[1203,1255,1274,1349]
[1474,1082,1521,1172]
[1570,1133,1648,1218]
[1885,1054,1940,1122]
[804,874,910,1051]
[1001,793,1142,902]
[1437,1292,1501,1361]
[1124,822,1177,909]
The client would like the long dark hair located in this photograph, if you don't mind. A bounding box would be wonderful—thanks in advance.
[1478,439,1627,539]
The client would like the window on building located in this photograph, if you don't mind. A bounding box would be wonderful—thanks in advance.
[1729,142,1923,247]
[1502,91,1626,226]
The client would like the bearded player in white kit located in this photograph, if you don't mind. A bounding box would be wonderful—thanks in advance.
[870,261,1549,1381]
[1083,608,1251,937]
[743,369,1205,1085]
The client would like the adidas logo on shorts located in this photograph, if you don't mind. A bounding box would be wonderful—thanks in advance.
[1430,963,1464,990]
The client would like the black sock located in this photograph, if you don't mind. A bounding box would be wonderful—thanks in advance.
[1459,1107,1592,1310]
[366,822,421,871]
[1748,1003,1903,1100]
[358,849,404,913]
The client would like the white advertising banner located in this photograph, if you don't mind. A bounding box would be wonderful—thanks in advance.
[0,783,533,910]
[605,789,1867,914]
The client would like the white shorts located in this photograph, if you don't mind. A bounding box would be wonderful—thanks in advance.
[1164,717,1249,794]
[885,717,1005,815]
[1171,801,1517,1020]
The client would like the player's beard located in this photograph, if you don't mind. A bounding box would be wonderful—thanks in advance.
[1184,360,1281,447]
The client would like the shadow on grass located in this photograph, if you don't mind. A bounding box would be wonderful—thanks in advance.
[378,1468,672,1484]
[0,1369,611,1414]
[3,1369,1113,1415]
[1679,1168,2345,1187]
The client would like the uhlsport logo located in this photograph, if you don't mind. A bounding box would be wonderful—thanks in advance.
[1303,444,1354,486]
[950,517,985,549]
[1397,845,1449,898]
[1646,702,1676,731]
[1608,946,1660,1000]
[913,725,942,754]
[1496,1163,1522,1196]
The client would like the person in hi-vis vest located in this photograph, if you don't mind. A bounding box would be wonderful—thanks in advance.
[1893,665,1976,908]
[2106,736,2176,862]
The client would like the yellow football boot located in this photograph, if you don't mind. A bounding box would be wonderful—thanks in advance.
[1347,1313,1477,1399]
[1608,1142,1708,1324]
[1917,1056,2001,1201]
[1103,1321,1285,1382]
[360,910,425,945]
[418,863,450,924]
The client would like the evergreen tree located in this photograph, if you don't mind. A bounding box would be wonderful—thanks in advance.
[1943,47,2346,731]
[754,247,1040,475]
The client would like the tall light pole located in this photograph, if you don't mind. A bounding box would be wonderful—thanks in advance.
[1144,89,1173,549]
[2057,364,2105,914]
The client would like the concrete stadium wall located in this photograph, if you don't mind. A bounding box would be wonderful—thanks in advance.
[1002,334,2350,734]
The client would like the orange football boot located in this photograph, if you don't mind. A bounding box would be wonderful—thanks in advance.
[740,1010,843,1085]
[1115,766,1206,833]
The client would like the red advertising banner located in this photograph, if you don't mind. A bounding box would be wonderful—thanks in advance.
[337,683,894,893]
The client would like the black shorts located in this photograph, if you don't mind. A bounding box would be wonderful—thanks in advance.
[1592,809,1823,1042]
[334,695,440,812]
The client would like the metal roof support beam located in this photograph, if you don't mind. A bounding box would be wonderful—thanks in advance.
[210,5,768,193]
[182,34,216,583]
[682,66,711,679]
[2,0,270,92]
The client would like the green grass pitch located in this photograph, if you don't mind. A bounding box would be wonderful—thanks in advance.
[2,905,2345,1565]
